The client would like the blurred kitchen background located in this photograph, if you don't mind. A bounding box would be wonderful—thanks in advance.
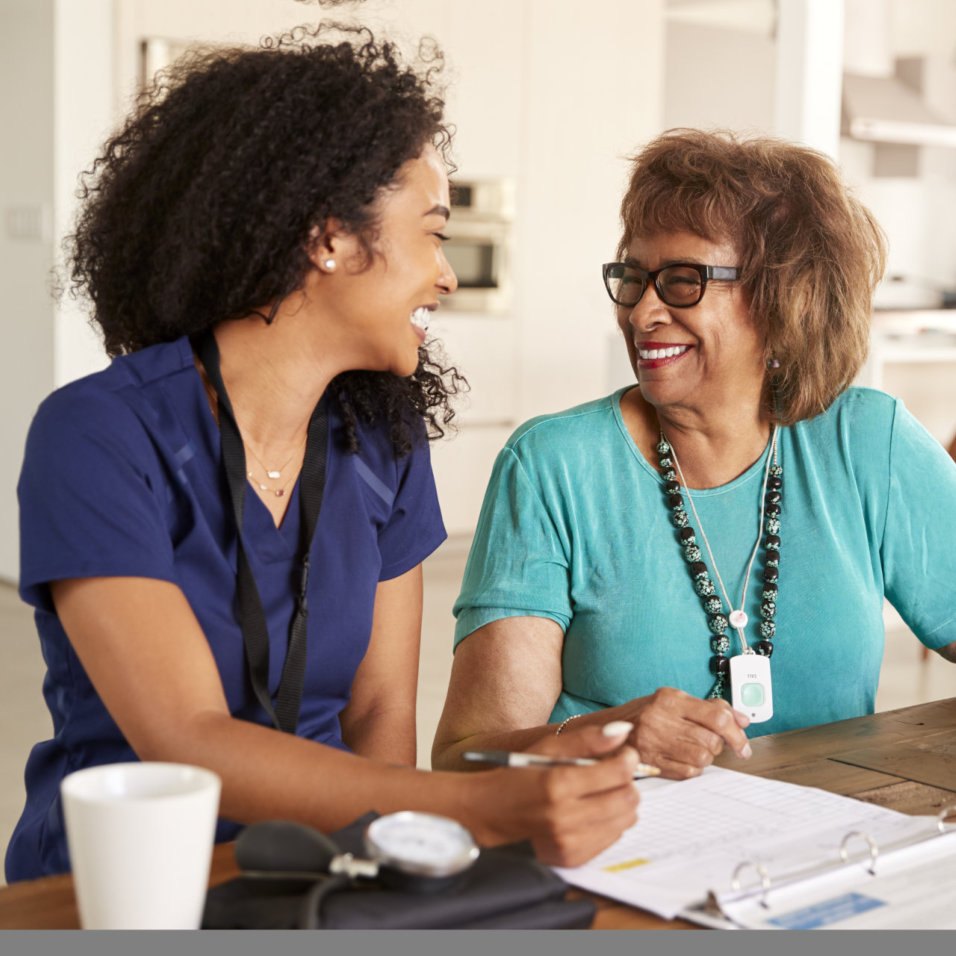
[2,0,956,880]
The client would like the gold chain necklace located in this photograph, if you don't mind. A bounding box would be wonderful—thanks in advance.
[199,368,304,498]
[245,438,307,498]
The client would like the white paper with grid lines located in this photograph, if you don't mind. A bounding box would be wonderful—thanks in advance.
[554,766,936,922]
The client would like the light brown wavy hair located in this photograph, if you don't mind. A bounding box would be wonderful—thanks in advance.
[617,129,887,425]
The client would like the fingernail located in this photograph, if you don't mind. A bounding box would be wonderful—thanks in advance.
[602,720,634,738]
[742,744,752,758]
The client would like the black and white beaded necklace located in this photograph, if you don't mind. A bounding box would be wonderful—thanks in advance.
[656,428,782,720]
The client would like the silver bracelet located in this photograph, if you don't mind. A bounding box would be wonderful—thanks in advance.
[554,714,581,736]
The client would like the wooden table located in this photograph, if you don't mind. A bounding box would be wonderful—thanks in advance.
[3,696,954,930]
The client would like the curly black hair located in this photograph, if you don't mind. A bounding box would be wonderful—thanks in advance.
[67,21,466,455]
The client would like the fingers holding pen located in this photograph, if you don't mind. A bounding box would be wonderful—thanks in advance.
[532,721,644,867]
[527,750,641,868]
[531,778,640,867]
[466,721,644,867]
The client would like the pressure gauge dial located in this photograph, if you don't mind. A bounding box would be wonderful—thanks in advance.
[364,811,479,878]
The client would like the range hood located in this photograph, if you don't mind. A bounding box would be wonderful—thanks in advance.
[842,70,956,149]
[840,0,956,150]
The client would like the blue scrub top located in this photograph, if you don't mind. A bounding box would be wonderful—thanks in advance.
[7,336,446,881]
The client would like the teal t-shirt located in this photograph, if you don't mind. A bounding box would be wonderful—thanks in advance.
[453,386,956,737]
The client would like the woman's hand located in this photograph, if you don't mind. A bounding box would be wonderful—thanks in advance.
[432,617,751,783]
[460,722,641,867]
[612,687,751,779]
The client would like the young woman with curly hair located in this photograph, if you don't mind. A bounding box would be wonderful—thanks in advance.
[6,25,639,882]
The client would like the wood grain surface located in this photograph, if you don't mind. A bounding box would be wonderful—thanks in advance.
[2,697,954,931]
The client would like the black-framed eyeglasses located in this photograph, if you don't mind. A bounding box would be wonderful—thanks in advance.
[602,261,740,309]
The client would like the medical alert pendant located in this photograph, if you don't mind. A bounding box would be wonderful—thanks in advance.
[730,652,773,723]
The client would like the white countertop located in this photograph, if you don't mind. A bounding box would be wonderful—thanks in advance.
[872,309,956,335]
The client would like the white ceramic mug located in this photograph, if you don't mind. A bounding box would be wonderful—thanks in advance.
[61,761,221,929]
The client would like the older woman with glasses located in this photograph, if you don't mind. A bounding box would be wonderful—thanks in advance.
[433,128,956,780]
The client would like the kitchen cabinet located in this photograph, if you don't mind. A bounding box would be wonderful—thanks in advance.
[858,310,956,450]
[861,310,956,391]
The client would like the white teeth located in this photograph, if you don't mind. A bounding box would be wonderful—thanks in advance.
[411,306,430,331]
[638,344,690,360]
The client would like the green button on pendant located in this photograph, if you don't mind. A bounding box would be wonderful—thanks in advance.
[741,682,765,707]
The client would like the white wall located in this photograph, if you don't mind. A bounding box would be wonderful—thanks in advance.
[515,1,664,422]
[664,20,775,132]
[52,0,115,387]
[0,0,116,583]
[0,0,56,583]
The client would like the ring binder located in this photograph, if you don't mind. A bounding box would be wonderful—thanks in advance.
[730,861,772,908]
[937,806,956,832]
[708,801,956,929]
[838,831,879,875]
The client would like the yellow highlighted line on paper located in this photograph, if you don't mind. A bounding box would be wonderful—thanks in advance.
[602,858,651,873]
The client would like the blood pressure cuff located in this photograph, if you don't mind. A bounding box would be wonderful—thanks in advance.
[202,813,596,930]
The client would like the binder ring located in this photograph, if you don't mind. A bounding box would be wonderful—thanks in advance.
[937,805,956,833]
[731,860,772,908]
[839,830,879,875]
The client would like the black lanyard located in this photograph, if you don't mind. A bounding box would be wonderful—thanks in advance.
[193,331,329,734]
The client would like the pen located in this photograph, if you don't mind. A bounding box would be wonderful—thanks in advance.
[462,749,661,779]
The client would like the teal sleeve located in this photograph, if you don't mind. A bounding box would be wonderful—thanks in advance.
[882,401,956,650]
[453,446,571,647]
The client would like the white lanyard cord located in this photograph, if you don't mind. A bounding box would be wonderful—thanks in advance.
[666,427,778,657]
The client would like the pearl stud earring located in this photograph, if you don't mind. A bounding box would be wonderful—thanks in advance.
[322,258,336,271]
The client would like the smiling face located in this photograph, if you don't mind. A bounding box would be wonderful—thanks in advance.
[316,143,458,377]
[618,230,766,421]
